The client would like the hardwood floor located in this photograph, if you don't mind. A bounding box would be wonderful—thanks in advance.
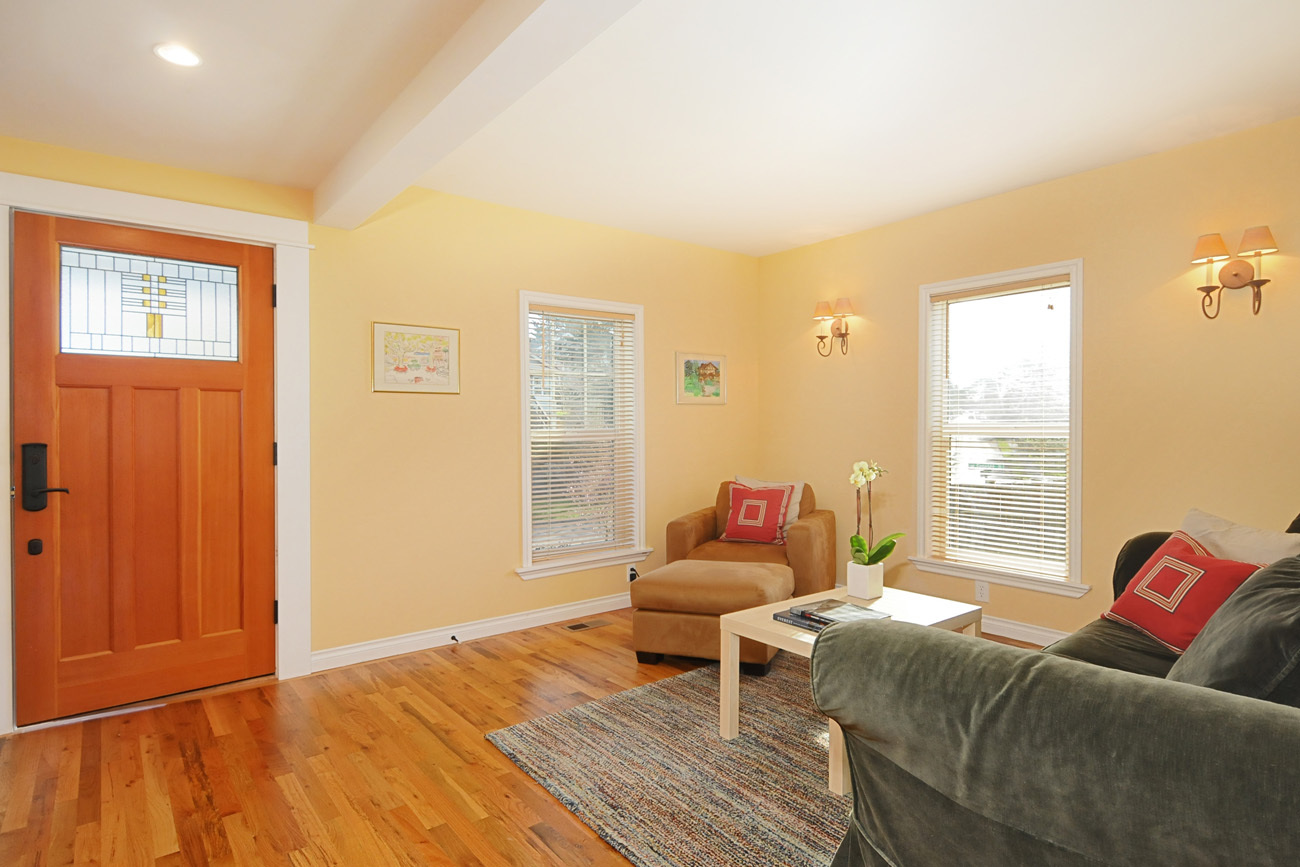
[0,610,1040,866]
[0,610,697,866]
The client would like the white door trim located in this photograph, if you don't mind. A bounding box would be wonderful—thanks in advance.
[0,171,312,735]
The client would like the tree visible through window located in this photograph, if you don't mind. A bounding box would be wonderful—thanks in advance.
[920,267,1079,583]
[520,294,645,576]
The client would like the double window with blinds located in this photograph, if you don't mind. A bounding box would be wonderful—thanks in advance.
[915,261,1086,596]
[518,292,649,579]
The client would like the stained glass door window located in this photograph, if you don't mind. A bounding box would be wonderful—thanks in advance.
[60,246,239,360]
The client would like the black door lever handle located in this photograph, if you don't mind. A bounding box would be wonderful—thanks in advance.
[21,444,71,511]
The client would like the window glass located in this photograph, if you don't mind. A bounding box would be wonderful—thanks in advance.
[522,298,642,572]
[924,278,1074,580]
[60,245,238,360]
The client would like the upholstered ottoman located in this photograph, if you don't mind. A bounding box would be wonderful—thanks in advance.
[630,560,795,675]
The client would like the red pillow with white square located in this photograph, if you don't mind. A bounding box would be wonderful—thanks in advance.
[720,482,793,545]
[1103,531,1264,653]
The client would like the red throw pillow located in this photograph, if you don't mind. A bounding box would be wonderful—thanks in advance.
[720,483,793,545]
[1103,531,1264,653]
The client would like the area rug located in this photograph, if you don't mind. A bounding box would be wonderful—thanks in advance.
[487,653,851,867]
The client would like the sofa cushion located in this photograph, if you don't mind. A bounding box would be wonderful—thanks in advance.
[1167,557,1300,707]
[1180,508,1300,563]
[1102,531,1262,653]
[630,560,794,615]
[1042,617,1179,677]
[719,483,793,544]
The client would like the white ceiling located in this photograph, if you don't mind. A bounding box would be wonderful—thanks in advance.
[4,0,1300,255]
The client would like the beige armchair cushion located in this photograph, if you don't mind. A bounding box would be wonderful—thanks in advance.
[687,539,789,566]
[630,560,794,615]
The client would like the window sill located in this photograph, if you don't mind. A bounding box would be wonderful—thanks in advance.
[517,548,652,580]
[909,557,1092,598]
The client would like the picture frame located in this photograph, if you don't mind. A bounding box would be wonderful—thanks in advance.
[372,322,460,394]
[675,351,726,405]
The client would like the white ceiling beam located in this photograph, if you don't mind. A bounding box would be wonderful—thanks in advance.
[314,0,642,229]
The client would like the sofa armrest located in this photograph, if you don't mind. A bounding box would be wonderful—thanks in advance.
[785,508,835,596]
[812,621,1300,866]
[666,506,717,562]
[1112,530,1171,599]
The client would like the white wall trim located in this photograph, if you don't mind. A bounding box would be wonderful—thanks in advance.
[0,205,13,736]
[910,557,1093,598]
[311,591,634,672]
[516,548,651,580]
[982,615,1071,648]
[0,175,311,735]
[0,172,310,249]
[915,258,1085,591]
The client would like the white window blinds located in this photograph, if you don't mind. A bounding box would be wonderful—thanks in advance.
[523,300,642,569]
[924,278,1073,580]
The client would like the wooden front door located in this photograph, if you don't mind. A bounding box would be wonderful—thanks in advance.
[12,212,276,726]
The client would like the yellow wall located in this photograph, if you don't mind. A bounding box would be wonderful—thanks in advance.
[5,115,1298,646]
[0,141,762,651]
[308,190,762,649]
[756,115,1300,633]
[0,136,312,221]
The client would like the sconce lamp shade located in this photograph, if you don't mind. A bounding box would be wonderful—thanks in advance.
[1238,225,1278,256]
[813,300,834,320]
[1191,233,1231,264]
[831,297,855,317]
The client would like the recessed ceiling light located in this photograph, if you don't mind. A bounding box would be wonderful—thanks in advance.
[153,42,201,67]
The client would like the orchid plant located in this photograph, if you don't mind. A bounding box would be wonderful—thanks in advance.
[848,460,904,566]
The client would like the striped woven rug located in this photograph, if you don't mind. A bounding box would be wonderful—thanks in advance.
[487,652,851,866]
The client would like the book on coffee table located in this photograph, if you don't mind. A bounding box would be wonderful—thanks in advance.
[772,609,828,632]
[789,599,892,626]
[772,601,892,633]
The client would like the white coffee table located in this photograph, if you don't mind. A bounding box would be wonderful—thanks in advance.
[719,586,982,795]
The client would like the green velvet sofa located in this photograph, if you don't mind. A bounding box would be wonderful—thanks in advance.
[811,523,1300,866]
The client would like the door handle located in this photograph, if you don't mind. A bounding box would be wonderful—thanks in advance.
[20,443,71,512]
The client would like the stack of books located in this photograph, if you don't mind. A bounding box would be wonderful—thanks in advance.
[773,599,892,633]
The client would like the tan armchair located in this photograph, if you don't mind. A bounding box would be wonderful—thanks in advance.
[666,481,836,597]
[631,481,837,673]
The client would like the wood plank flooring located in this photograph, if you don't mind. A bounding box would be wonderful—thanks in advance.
[0,609,1038,866]
[0,610,698,866]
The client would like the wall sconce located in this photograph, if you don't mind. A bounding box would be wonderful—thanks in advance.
[814,297,854,356]
[1192,226,1278,319]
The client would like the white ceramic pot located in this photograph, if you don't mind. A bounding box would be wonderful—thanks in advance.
[847,561,884,600]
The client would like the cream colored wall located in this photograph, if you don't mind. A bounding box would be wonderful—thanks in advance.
[308,189,761,649]
[756,116,1300,633]
[0,140,762,652]
[0,136,312,221]
[7,114,1298,645]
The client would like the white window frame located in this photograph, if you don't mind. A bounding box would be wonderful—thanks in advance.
[911,259,1089,598]
[517,291,650,579]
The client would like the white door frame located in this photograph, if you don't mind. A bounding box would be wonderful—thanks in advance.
[0,172,312,735]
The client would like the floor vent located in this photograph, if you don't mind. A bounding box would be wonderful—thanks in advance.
[565,619,611,631]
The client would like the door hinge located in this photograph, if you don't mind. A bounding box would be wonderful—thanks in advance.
[271,283,277,307]
[273,600,279,624]
[273,442,278,466]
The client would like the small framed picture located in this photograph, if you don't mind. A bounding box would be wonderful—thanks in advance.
[675,352,726,405]
[372,322,460,394]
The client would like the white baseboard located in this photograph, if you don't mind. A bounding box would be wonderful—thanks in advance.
[982,615,1070,647]
[311,591,633,672]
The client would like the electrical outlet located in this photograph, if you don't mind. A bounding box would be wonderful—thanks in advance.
[974,581,990,603]
[628,565,639,582]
